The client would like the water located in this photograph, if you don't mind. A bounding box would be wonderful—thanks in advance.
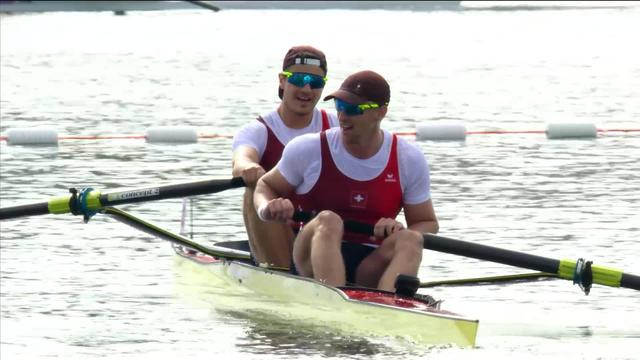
[1,4,640,359]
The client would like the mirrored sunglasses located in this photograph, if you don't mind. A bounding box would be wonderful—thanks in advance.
[334,98,381,116]
[281,71,327,89]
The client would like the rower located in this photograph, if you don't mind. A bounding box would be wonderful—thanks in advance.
[254,70,440,292]
[231,45,338,269]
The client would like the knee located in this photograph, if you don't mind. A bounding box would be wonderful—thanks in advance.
[394,230,424,254]
[313,210,343,234]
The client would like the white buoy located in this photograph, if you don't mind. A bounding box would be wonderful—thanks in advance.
[546,123,597,139]
[145,126,198,143]
[416,121,467,141]
[5,128,59,145]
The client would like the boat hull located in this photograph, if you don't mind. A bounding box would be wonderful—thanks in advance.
[174,246,478,347]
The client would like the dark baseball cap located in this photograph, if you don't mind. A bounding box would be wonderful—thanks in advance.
[279,45,327,99]
[323,70,390,106]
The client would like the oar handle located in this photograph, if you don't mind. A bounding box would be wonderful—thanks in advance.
[292,211,373,235]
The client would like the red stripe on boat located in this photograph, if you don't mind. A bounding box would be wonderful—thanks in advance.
[341,288,436,310]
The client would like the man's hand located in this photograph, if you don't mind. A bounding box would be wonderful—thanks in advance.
[241,164,265,188]
[373,218,405,239]
[257,198,294,223]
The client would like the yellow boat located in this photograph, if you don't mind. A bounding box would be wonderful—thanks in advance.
[172,241,479,347]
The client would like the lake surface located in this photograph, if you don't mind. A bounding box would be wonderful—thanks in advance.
[1,3,639,359]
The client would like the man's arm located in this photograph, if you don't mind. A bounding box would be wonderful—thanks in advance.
[404,199,439,234]
[398,140,438,234]
[232,146,265,188]
[372,200,438,239]
[254,168,296,222]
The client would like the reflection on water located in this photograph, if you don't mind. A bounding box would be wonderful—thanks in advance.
[228,309,413,358]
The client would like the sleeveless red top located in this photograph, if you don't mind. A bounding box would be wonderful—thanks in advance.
[295,131,403,245]
[257,109,330,172]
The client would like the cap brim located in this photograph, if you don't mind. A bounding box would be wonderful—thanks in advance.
[323,90,368,104]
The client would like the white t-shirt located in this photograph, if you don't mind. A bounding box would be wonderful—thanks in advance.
[278,128,431,205]
[231,108,339,158]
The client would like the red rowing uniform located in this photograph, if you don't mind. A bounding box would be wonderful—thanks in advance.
[257,109,330,172]
[296,131,403,246]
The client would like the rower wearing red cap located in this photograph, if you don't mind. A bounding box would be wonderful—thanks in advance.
[254,70,439,291]
[232,46,338,269]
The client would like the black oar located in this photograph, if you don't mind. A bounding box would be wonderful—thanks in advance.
[419,232,640,293]
[420,272,559,288]
[292,211,640,293]
[102,206,253,262]
[184,1,221,12]
[0,177,245,221]
[103,206,288,271]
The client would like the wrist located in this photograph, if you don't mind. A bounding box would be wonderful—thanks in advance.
[257,203,269,221]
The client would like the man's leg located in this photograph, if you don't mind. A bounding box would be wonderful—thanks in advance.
[292,210,345,286]
[355,229,423,291]
[243,187,294,268]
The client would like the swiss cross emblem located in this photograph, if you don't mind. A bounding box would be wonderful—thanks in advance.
[350,191,367,208]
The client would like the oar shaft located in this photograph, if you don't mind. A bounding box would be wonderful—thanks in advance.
[420,272,559,288]
[334,215,559,271]
[423,233,639,291]
[0,202,49,219]
[423,234,560,273]
[335,218,560,273]
[102,207,247,259]
[184,0,220,11]
[0,177,246,220]
[100,177,245,206]
[622,273,640,290]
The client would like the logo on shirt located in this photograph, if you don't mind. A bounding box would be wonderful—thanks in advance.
[385,172,397,183]
[350,191,368,208]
